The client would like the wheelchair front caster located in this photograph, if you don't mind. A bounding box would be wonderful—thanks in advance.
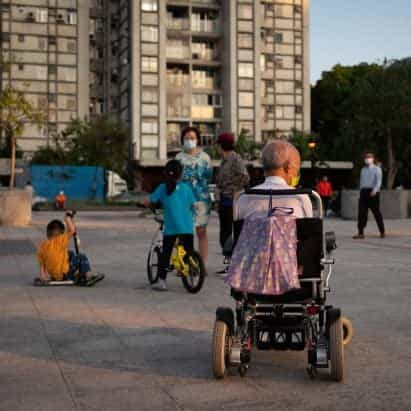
[239,364,248,378]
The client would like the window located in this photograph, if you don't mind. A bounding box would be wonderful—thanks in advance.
[18,34,25,43]
[67,12,77,25]
[274,32,283,43]
[142,57,158,72]
[142,120,158,134]
[238,4,252,19]
[141,26,158,43]
[18,64,24,71]
[36,9,48,23]
[238,63,253,78]
[141,0,158,12]
[48,93,57,103]
[238,33,253,49]
[239,92,253,107]
[142,89,158,103]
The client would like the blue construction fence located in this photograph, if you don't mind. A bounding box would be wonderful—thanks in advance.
[30,165,105,201]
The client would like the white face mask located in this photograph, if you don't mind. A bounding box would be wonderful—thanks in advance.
[364,158,374,166]
[184,139,197,151]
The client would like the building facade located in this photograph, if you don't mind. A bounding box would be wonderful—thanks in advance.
[130,0,310,165]
[1,0,310,164]
[0,0,91,152]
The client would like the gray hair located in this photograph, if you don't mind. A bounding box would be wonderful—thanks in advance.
[262,140,300,171]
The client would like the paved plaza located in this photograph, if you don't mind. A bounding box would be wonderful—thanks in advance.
[1,211,411,411]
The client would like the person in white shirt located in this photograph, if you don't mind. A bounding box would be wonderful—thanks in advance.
[235,140,313,220]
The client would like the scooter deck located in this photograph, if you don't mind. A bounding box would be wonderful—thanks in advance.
[33,273,105,287]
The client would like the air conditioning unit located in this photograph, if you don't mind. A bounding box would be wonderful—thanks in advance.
[27,12,35,22]
[294,5,302,14]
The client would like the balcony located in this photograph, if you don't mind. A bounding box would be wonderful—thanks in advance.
[191,16,221,35]
[191,105,222,120]
[166,40,190,60]
[167,73,190,89]
[167,104,191,119]
[167,18,190,31]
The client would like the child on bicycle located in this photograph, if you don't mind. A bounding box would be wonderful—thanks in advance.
[145,159,196,291]
[37,211,94,284]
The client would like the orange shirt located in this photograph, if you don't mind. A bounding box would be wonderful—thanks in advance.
[37,233,71,281]
[55,194,67,207]
[316,181,333,197]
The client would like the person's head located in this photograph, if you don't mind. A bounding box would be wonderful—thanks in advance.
[217,132,235,153]
[46,219,65,239]
[181,127,201,153]
[322,175,328,182]
[164,159,183,195]
[364,152,375,166]
[59,190,64,196]
[262,140,301,187]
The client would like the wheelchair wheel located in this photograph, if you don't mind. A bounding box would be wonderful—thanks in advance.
[329,317,344,382]
[181,250,205,294]
[147,245,161,285]
[212,320,231,379]
[342,316,354,346]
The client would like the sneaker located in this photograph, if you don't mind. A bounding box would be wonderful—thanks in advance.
[152,279,168,291]
[352,234,365,240]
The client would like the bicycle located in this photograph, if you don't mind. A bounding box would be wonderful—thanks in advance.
[147,209,206,293]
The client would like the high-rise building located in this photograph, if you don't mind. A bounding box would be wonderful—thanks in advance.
[130,0,310,166]
[0,0,91,152]
[1,0,310,166]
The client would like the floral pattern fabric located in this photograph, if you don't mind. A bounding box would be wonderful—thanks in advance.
[225,215,300,295]
[176,150,212,205]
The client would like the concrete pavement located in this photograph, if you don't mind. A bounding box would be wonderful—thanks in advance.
[1,212,411,411]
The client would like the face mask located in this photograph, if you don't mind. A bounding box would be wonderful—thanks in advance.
[365,158,374,166]
[184,140,197,151]
[291,175,300,188]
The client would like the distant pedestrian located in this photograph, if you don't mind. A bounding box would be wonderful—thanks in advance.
[55,191,67,210]
[25,181,34,195]
[353,152,385,239]
[316,175,333,215]
[214,132,250,274]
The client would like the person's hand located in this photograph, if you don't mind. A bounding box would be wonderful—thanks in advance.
[370,190,377,197]
[65,210,75,218]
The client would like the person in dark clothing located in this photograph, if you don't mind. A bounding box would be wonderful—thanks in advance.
[353,152,385,239]
[214,132,250,274]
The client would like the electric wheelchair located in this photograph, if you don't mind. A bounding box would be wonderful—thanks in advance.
[212,189,347,382]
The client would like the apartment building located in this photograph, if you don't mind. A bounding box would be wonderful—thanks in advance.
[130,0,310,165]
[0,0,91,152]
[1,0,310,164]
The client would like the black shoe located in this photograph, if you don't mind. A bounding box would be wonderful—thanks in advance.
[380,232,386,238]
[352,234,365,240]
[216,267,229,276]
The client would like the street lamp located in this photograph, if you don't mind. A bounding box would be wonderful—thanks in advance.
[307,137,318,187]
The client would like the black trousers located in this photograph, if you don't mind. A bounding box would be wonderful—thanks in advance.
[358,189,385,235]
[320,196,330,214]
[218,204,233,256]
[158,234,194,280]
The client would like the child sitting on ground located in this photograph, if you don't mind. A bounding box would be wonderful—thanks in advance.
[145,160,196,291]
[37,211,93,283]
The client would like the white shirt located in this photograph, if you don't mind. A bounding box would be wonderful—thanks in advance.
[235,176,313,220]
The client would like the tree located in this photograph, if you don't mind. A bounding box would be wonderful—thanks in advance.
[0,86,45,188]
[312,59,411,188]
[32,116,130,176]
[350,60,411,188]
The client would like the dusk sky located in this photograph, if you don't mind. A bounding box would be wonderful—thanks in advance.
[311,0,411,83]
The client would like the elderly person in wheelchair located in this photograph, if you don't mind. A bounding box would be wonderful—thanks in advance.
[211,140,348,382]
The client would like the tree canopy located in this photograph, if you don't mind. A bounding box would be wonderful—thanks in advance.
[312,59,411,188]
[32,116,129,176]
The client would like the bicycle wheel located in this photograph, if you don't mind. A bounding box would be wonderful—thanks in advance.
[147,245,161,284]
[181,250,206,293]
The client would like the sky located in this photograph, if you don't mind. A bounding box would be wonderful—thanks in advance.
[311,0,411,83]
